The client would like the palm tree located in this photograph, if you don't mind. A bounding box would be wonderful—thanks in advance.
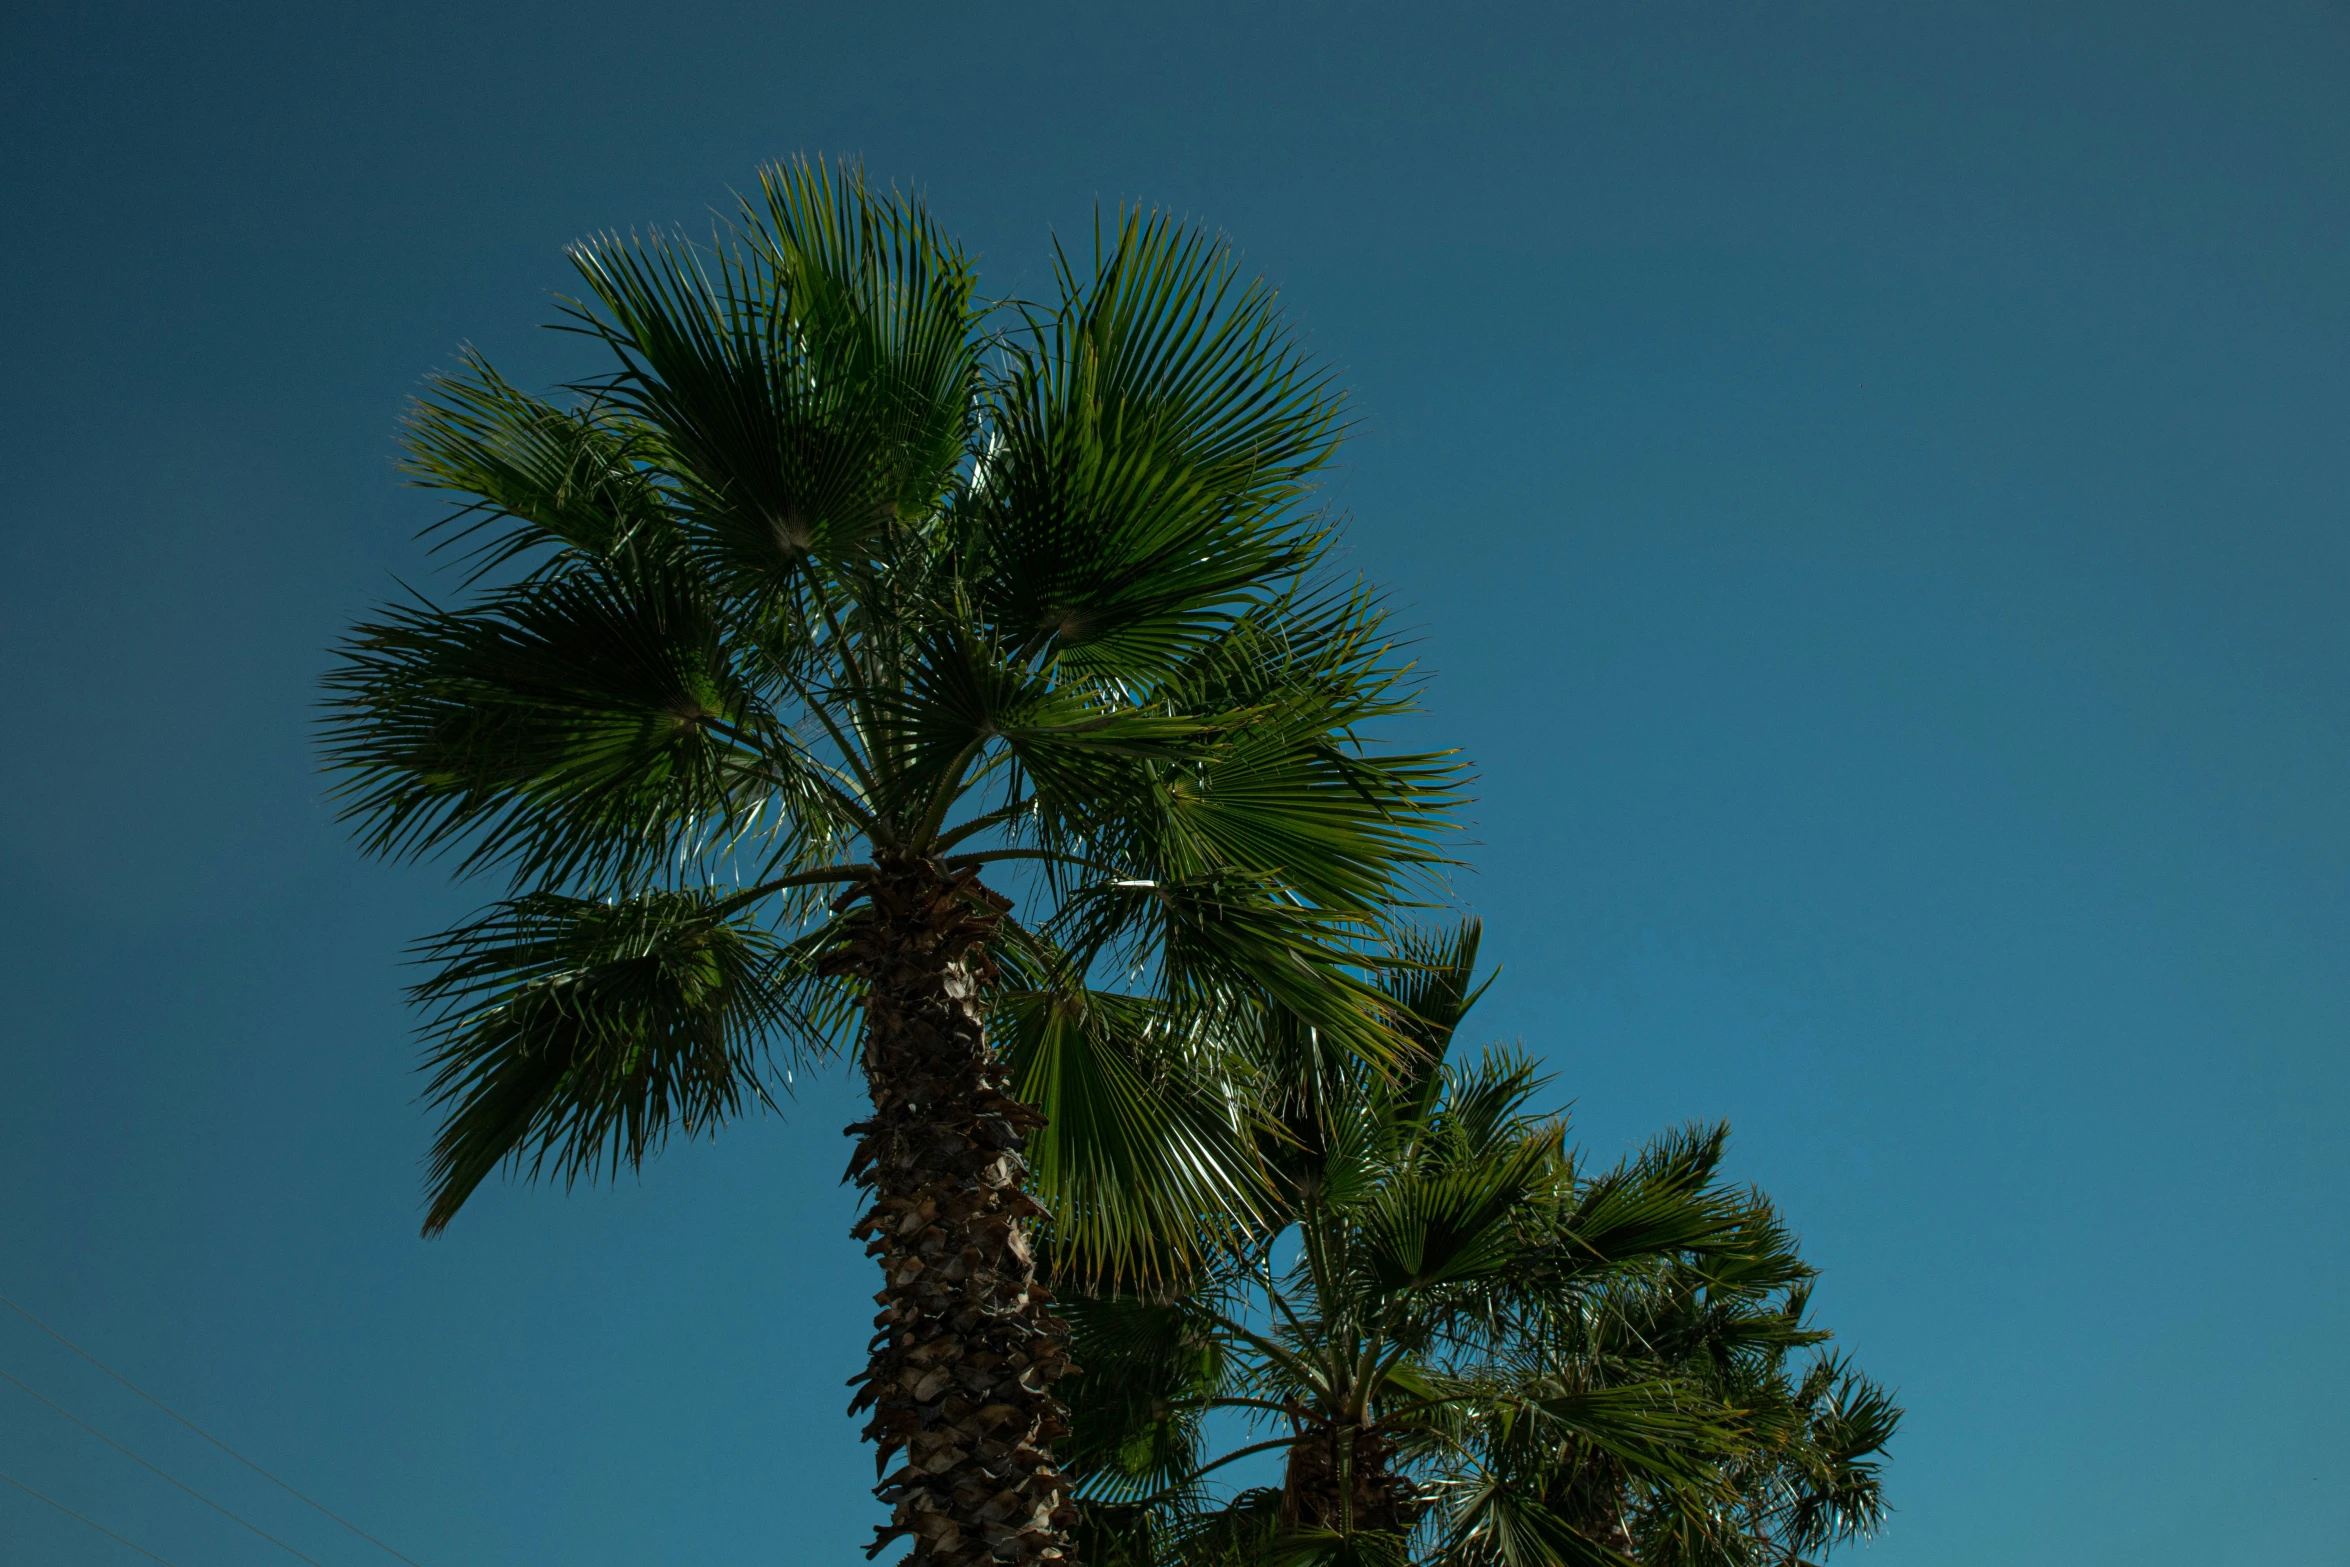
[1058,923,1899,1566]
[322,161,1461,1567]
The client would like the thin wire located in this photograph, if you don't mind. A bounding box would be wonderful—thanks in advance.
[0,1292,425,1567]
[0,1470,188,1567]
[4,1370,328,1566]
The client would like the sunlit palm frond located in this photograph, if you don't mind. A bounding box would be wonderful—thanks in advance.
[972,209,1340,668]
[1001,983,1266,1284]
[563,158,981,596]
[402,346,676,580]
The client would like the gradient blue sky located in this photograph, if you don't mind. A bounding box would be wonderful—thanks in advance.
[4,2,2347,1562]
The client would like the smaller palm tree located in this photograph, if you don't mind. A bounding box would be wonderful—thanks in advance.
[1057,923,1900,1566]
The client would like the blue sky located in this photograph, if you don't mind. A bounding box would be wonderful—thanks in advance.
[3,2,2346,1562]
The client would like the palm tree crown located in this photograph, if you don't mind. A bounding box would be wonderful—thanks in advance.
[322,161,1463,1567]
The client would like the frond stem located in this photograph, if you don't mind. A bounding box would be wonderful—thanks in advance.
[1204,1309,1330,1400]
[710,866,870,918]
[931,796,1035,854]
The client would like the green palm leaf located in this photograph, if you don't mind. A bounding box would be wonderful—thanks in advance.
[561,161,980,592]
[324,548,845,885]
[401,348,673,579]
[974,210,1339,666]
[408,887,845,1233]
[1001,984,1264,1284]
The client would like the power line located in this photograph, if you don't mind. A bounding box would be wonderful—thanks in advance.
[0,1469,188,1567]
[0,1292,426,1567]
[4,1369,328,1567]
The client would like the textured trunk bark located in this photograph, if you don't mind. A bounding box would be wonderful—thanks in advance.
[837,855,1078,1566]
[1280,1419,1418,1539]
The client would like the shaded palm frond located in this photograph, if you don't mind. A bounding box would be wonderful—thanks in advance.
[322,547,848,886]
[408,886,850,1234]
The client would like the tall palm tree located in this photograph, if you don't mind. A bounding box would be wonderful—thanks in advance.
[322,161,1461,1567]
[1059,924,1899,1566]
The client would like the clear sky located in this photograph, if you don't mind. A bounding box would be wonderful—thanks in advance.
[3,2,2346,1562]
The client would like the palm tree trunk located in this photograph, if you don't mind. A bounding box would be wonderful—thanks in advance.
[839,854,1078,1566]
[1281,1420,1418,1541]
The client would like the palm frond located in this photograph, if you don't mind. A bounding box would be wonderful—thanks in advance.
[1426,1471,1627,1567]
[1000,983,1266,1284]
[1357,1124,1566,1294]
[407,886,849,1234]
[1380,920,1492,1062]
[323,549,848,884]
[1060,1291,1226,1504]
[402,347,676,581]
[971,208,1342,667]
[562,158,980,595]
